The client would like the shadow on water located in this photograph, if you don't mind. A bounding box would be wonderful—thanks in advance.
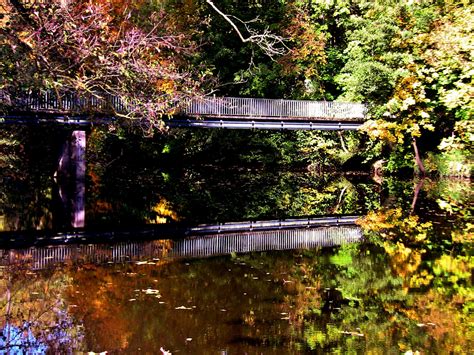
[0,126,381,232]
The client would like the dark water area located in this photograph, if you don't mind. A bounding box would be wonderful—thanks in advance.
[0,126,472,353]
[0,126,379,231]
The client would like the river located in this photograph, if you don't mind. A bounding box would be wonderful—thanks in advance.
[0,126,472,353]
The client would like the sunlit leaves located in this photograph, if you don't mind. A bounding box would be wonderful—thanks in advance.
[359,208,432,245]
[280,4,326,91]
[3,1,202,132]
[149,198,179,224]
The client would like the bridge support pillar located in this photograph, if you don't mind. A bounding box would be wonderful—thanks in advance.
[56,130,86,228]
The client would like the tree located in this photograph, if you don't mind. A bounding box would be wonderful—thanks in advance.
[337,1,473,175]
[1,0,204,133]
[205,0,287,59]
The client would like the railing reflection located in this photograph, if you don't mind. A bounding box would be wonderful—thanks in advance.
[0,225,362,270]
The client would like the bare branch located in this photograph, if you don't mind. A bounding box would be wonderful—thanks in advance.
[205,0,288,58]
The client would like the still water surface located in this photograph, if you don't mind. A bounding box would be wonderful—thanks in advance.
[0,127,472,353]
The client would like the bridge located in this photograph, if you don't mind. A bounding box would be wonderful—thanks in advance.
[2,92,367,130]
[0,216,362,270]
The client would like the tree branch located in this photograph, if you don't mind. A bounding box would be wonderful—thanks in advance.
[205,0,288,58]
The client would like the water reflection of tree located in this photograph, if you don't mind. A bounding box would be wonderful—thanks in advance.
[342,179,474,353]
[236,178,473,353]
[1,126,381,230]
[86,127,381,225]
[0,127,67,231]
[63,258,300,353]
[0,263,84,352]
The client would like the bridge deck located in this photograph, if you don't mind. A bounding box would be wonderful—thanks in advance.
[3,92,367,123]
[185,97,366,121]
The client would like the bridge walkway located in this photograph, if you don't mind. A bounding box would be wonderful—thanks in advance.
[2,92,367,130]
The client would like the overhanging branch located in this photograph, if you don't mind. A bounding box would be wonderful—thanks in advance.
[206,0,288,58]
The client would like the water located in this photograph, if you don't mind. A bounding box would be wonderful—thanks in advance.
[0,127,472,353]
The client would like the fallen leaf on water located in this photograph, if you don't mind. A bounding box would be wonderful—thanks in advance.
[175,306,192,310]
[143,288,160,295]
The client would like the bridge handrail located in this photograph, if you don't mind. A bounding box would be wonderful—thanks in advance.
[3,91,367,121]
[185,97,367,121]
[5,91,127,114]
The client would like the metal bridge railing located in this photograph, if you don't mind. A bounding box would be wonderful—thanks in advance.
[185,97,367,121]
[11,91,126,114]
[5,92,367,122]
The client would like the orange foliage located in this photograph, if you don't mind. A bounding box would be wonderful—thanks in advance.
[65,259,173,351]
[280,5,326,79]
[384,242,424,292]
[402,291,472,353]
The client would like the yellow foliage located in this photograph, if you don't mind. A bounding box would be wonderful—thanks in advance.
[360,120,404,143]
[409,269,434,288]
[359,208,432,243]
[434,254,472,278]
[452,223,473,243]
[384,241,423,279]
[156,79,176,96]
[149,198,179,224]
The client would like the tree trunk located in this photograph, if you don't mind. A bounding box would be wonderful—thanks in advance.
[55,130,86,228]
[338,131,349,153]
[71,131,86,228]
[412,137,426,176]
[410,179,424,214]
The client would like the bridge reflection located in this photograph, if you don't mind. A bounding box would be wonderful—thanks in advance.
[0,217,362,270]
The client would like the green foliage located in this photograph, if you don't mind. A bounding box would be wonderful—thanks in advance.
[428,120,474,177]
[337,61,395,104]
